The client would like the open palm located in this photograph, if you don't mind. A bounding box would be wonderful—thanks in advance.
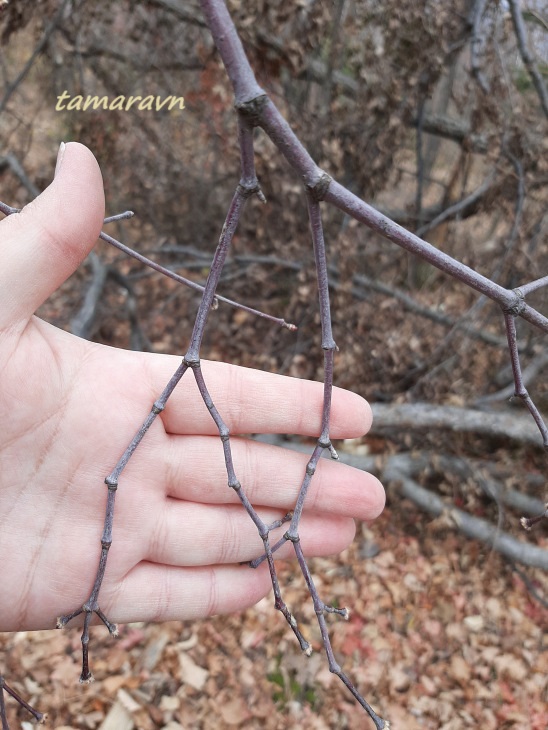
[0,143,384,633]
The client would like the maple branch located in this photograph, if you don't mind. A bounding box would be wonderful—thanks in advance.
[0,202,296,332]
[184,118,313,654]
[56,359,189,682]
[503,312,548,448]
[99,228,296,330]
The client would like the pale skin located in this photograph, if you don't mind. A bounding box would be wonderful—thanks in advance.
[0,142,384,633]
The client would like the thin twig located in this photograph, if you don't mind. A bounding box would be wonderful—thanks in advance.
[0,201,296,331]
[99,230,296,330]
[517,275,548,298]
[503,312,548,448]
[474,350,548,406]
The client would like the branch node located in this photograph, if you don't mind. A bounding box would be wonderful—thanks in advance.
[504,290,526,316]
[283,530,300,543]
[183,355,200,368]
[306,172,332,202]
[235,94,268,126]
[104,476,118,491]
[229,479,241,491]
[152,400,165,414]
[237,182,265,202]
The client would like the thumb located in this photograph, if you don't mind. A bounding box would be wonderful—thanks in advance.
[0,142,105,331]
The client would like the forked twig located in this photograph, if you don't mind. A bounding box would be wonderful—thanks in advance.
[2,0,548,726]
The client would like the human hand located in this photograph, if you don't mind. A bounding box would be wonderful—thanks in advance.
[0,142,384,632]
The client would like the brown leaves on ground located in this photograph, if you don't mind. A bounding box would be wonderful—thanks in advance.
[1,507,546,729]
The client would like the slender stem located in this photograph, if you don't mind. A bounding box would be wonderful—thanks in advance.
[503,312,548,447]
[103,210,134,224]
[183,136,312,652]
[199,0,265,105]
[293,542,386,730]
[516,276,548,298]
[186,190,249,360]
[0,202,296,331]
[0,202,19,216]
[100,230,296,330]
[57,360,189,681]
[286,195,337,540]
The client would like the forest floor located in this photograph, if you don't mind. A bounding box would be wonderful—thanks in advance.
[1,454,547,730]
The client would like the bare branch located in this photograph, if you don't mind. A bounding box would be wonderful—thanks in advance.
[370,402,545,447]
[503,312,548,447]
[384,460,548,570]
[99,229,296,330]
[474,350,548,405]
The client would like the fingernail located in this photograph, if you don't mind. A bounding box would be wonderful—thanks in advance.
[54,141,66,178]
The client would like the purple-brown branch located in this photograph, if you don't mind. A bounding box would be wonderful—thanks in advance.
[1,1,547,727]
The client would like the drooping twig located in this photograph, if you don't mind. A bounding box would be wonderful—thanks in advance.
[474,350,548,406]
[56,358,190,682]
[99,229,296,330]
[285,195,391,727]
[185,117,314,655]
[503,311,548,448]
